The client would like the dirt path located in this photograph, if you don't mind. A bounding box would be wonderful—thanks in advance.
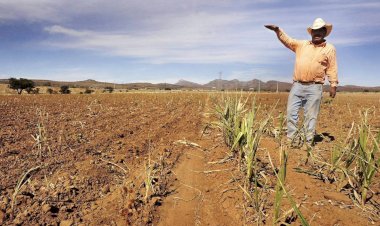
[157,142,240,225]
[156,96,242,225]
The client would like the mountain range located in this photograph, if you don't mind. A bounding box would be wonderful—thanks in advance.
[176,79,380,92]
[1,78,379,92]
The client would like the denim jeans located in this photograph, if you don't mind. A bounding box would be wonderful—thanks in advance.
[287,82,323,142]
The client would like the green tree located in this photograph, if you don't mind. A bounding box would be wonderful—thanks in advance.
[8,78,35,94]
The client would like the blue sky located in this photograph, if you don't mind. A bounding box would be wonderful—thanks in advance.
[0,0,379,86]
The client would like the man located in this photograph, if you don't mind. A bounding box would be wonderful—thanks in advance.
[265,18,338,145]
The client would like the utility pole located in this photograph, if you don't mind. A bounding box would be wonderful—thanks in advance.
[258,80,261,93]
[276,81,279,93]
[218,72,222,91]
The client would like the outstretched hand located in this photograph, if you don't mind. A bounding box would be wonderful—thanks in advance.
[264,25,279,31]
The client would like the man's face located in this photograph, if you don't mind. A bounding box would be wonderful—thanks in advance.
[311,27,327,44]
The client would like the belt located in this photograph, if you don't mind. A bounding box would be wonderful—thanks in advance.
[295,81,323,85]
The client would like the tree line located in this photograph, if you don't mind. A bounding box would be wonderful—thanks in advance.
[7,78,116,94]
[8,78,72,94]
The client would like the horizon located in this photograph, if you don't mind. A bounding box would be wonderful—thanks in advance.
[3,77,380,88]
[0,1,379,86]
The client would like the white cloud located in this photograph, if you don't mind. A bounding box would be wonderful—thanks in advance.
[45,25,92,37]
[1,0,380,65]
[0,0,63,22]
[42,9,287,64]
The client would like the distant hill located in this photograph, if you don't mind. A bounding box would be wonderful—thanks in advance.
[0,79,181,90]
[0,78,379,92]
[175,79,203,88]
[203,79,287,91]
[200,79,380,92]
[0,78,115,88]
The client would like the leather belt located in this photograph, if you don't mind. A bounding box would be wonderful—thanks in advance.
[295,81,323,85]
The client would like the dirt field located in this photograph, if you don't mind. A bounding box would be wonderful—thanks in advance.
[0,92,379,225]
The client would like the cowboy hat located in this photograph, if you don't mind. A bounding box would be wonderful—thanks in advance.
[307,18,332,37]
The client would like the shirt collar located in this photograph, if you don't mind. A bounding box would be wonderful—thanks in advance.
[309,40,327,47]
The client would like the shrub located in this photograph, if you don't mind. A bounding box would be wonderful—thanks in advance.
[84,88,94,94]
[46,88,54,94]
[104,86,114,93]
[60,85,71,94]
[25,87,33,94]
[32,88,40,94]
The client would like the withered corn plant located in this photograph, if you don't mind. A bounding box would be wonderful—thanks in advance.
[327,110,380,206]
[297,109,380,207]
[273,146,287,225]
[266,108,287,208]
[214,94,248,156]
[232,103,259,180]
[238,107,268,222]
[144,153,154,202]
[287,116,315,165]
[328,123,356,189]
[265,111,286,146]
[215,95,275,223]
[352,110,380,206]
[269,112,309,225]
[32,108,52,158]
[268,150,309,226]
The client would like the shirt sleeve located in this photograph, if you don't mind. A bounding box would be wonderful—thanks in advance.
[276,28,301,52]
[326,47,338,87]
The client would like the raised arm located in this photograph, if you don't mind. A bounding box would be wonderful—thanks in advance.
[264,25,300,52]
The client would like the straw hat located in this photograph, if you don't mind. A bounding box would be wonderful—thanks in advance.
[307,18,332,37]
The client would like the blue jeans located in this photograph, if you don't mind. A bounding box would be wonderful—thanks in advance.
[287,82,323,142]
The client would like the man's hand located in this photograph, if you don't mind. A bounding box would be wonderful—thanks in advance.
[264,25,279,32]
[330,86,337,98]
